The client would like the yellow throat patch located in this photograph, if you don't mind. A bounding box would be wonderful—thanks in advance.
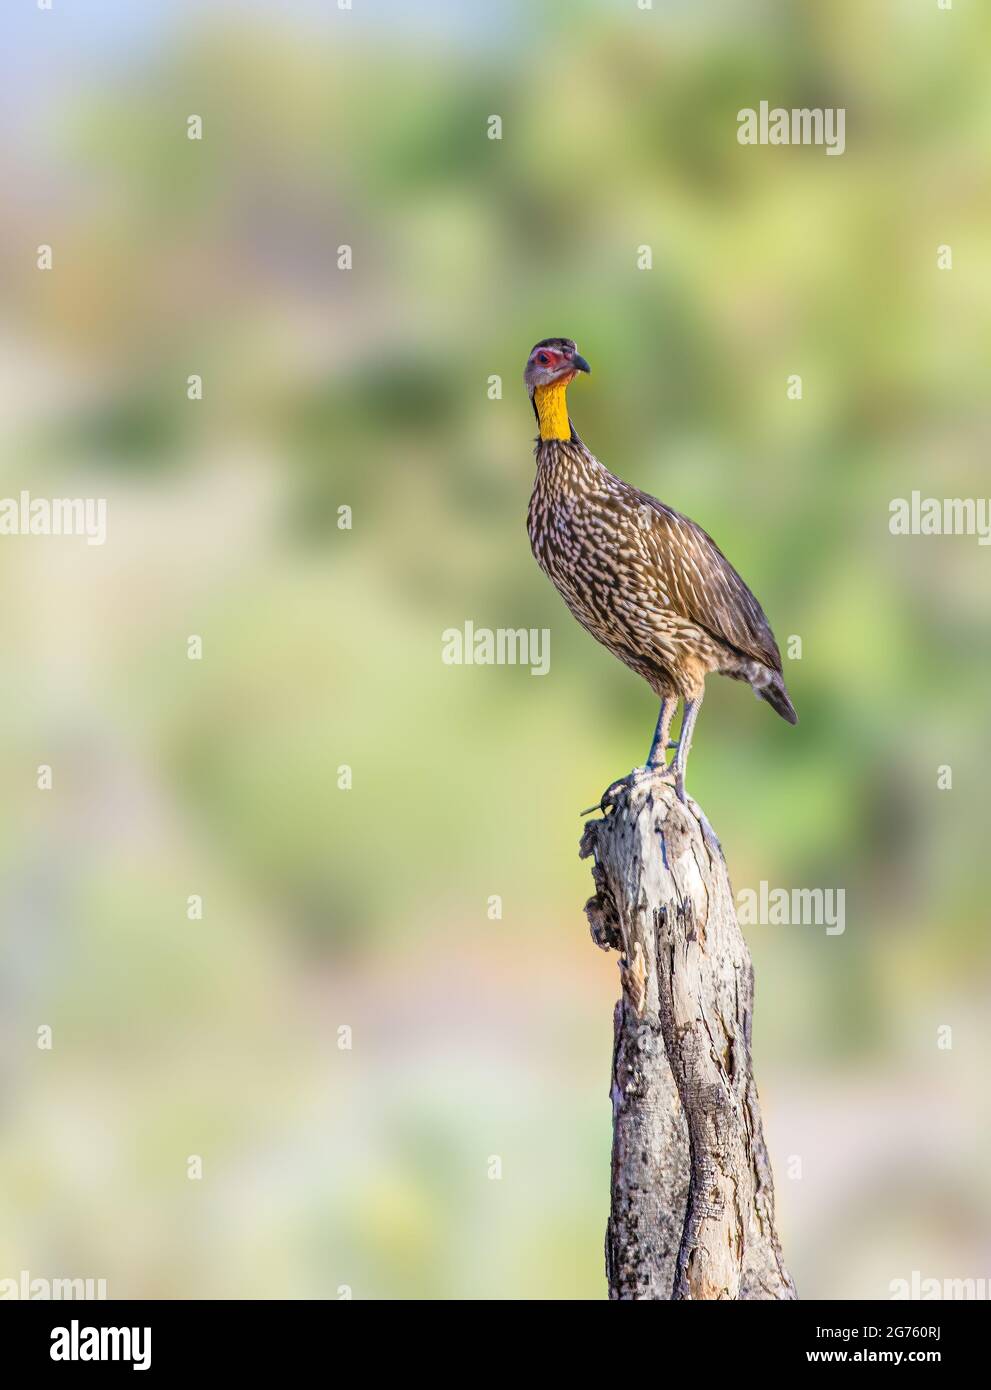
[533,375,574,441]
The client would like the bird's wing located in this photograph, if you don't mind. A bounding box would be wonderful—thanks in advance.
[635,492,783,672]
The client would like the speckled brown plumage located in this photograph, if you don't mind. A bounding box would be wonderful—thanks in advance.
[524,337,796,799]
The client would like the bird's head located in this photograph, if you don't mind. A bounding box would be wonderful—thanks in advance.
[524,338,591,441]
[524,338,591,392]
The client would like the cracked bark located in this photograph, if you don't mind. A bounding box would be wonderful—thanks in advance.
[580,780,796,1301]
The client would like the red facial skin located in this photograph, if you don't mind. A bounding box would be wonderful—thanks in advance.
[531,349,572,380]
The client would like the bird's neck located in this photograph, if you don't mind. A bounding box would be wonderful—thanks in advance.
[533,375,575,441]
[534,433,601,490]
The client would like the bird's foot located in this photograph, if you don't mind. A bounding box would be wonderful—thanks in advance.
[686,796,724,860]
[582,763,676,817]
[581,771,640,817]
[671,772,722,856]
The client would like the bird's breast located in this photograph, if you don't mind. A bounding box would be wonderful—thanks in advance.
[527,445,721,693]
[529,469,645,639]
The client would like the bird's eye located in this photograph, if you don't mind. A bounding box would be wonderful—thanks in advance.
[537,353,549,364]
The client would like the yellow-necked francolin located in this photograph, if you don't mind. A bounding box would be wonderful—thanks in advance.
[525,337,796,810]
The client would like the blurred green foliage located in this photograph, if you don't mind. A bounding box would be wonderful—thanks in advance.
[1,1,990,1299]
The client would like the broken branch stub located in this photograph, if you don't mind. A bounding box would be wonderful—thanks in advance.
[580,780,796,1301]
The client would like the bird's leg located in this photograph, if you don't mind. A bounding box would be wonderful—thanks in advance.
[664,693,723,857]
[671,694,702,804]
[646,696,677,772]
[586,696,679,814]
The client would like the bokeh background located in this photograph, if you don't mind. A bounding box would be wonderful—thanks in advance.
[1,0,990,1300]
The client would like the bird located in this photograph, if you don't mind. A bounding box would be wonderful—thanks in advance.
[525,337,796,821]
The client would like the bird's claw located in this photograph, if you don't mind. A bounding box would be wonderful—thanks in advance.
[581,774,635,817]
[582,764,676,817]
[686,796,723,860]
[582,770,723,859]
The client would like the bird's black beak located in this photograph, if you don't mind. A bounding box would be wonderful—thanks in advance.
[571,354,591,374]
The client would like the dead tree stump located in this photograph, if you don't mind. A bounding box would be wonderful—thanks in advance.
[580,778,796,1301]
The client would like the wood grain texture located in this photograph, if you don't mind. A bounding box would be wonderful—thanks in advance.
[581,779,796,1301]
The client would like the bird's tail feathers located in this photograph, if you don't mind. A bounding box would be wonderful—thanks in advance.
[757,671,798,725]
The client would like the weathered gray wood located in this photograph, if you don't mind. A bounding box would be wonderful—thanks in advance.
[581,779,796,1301]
